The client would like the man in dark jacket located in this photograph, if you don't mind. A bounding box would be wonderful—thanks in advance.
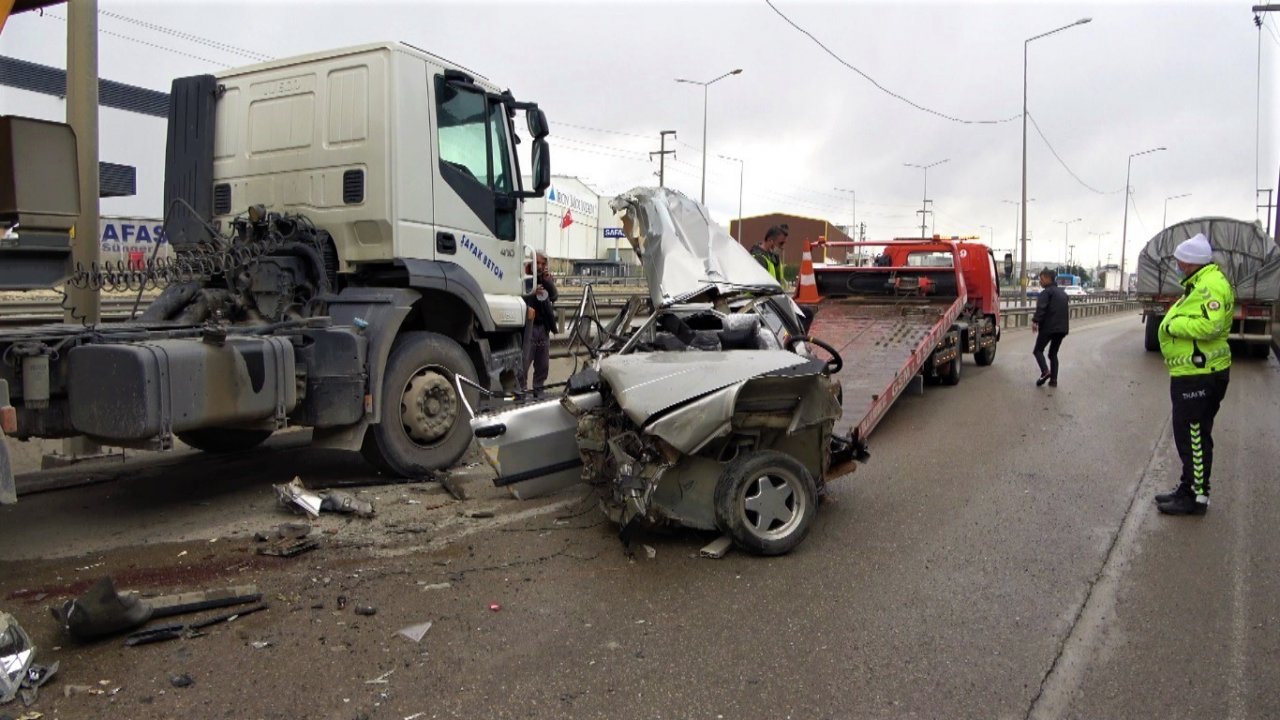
[1031,268,1069,387]
[520,253,558,393]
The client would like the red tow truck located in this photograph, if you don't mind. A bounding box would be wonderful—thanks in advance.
[804,237,1002,448]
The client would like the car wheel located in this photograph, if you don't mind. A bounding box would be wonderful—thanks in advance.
[362,331,478,477]
[714,449,818,556]
[177,428,273,453]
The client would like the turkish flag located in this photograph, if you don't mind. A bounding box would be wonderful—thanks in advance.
[561,210,574,229]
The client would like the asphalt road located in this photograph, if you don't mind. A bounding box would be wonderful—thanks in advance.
[1,311,1277,720]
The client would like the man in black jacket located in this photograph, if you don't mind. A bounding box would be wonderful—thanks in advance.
[1031,268,1069,387]
[520,253,558,393]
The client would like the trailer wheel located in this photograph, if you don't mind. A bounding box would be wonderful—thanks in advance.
[1144,314,1162,352]
[939,351,962,386]
[974,341,997,366]
[363,331,477,477]
[714,449,818,556]
[177,428,273,453]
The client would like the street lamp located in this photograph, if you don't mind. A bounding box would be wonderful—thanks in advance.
[834,187,857,260]
[1056,217,1082,268]
[905,159,948,238]
[1087,230,1111,273]
[1119,146,1167,292]
[676,68,743,204]
[1022,17,1092,289]
[1163,192,1191,229]
[718,154,744,241]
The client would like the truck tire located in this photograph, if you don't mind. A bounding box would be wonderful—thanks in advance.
[177,428,273,453]
[362,331,477,477]
[974,341,997,366]
[714,449,818,556]
[939,350,962,386]
[1250,343,1271,360]
[1144,315,1162,352]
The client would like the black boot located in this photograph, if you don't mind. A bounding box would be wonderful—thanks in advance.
[1154,486,1189,504]
[1157,493,1208,516]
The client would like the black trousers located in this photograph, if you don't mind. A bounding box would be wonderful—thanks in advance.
[1170,370,1230,498]
[1032,332,1067,380]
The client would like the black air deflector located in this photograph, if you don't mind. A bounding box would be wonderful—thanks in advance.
[213,183,231,215]
[343,169,364,205]
[164,74,218,248]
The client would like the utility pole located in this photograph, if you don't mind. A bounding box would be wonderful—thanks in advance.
[1258,188,1275,237]
[650,130,677,187]
[905,159,947,238]
[835,187,856,259]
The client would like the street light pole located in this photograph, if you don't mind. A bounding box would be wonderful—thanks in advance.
[1119,146,1166,292]
[905,159,948,238]
[1088,230,1111,274]
[719,155,744,241]
[676,68,743,204]
[834,187,857,258]
[1002,198,1034,275]
[1162,192,1191,229]
[1022,17,1092,290]
[1056,217,1082,267]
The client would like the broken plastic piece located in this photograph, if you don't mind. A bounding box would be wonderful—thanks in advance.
[51,578,262,641]
[274,477,323,518]
[488,602,501,612]
[397,622,432,643]
[18,660,58,706]
[0,611,34,705]
[699,535,733,559]
[319,489,375,517]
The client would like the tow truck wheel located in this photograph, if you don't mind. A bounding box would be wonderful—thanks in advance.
[974,341,997,366]
[176,428,273,453]
[1144,315,1162,352]
[363,331,477,477]
[714,449,818,556]
[939,350,962,386]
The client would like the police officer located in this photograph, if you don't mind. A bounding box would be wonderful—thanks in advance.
[750,226,786,283]
[1154,233,1233,516]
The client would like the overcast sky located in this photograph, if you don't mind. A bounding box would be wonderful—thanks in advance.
[2,0,1276,268]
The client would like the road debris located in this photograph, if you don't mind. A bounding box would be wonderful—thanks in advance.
[51,577,262,641]
[1,612,35,705]
[488,602,502,613]
[462,509,495,519]
[249,641,272,649]
[274,477,375,518]
[123,624,185,647]
[364,669,394,685]
[417,582,451,592]
[396,622,432,643]
[169,673,194,689]
[255,523,319,557]
[642,544,657,560]
[699,535,733,559]
[354,606,377,617]
[438,473,467,501]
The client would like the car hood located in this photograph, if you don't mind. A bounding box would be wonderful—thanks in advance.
[609,187,783,308]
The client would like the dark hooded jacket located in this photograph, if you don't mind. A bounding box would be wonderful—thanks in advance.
[1033,284,1070,335]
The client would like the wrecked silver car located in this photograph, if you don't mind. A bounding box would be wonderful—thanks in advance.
[464,187,858,555]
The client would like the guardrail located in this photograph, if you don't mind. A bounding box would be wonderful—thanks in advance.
[999,299,1139,329]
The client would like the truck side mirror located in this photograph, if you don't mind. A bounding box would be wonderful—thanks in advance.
[1003,253,1013,280]
[531,139,550,195]
[526,108,549,140]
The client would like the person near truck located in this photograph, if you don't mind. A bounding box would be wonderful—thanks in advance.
[520,252,558,394]
[1153,233,1233,516]
[750,226,787,284]
[1030,268,1069,387]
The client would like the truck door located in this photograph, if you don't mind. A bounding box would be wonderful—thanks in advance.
[431,75,524,326]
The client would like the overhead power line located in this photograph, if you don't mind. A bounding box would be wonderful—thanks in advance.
[764,0,1021,125]
[98,10,274,62]
[1026,111,1125,195]
[42,12,232,66]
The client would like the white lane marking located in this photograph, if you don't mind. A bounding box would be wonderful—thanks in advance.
[1226,436,1249,720]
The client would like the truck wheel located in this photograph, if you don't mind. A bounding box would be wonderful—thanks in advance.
[974,342,997,366]
[1250,343,1271,360]
[177,428,273,453]
[939,351,962,386]
[714,449,818,556]
[1144,315,1162,352]
[363,331,477,477]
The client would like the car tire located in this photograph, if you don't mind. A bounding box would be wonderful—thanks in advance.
[362,331,478,478]
[714,449,818,556]
[1144,315,1162,352]
[177,428,273,454]
[974,340,997,366]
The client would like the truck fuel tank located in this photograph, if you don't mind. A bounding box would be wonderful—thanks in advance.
[67,336,296,442]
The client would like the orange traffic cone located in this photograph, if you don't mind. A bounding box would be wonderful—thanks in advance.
[795,240,821,304]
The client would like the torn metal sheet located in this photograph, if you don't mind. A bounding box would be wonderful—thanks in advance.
[397,622,432,643]
[274,477,322,518]
[0,612,34,705]
[700,535,733,559]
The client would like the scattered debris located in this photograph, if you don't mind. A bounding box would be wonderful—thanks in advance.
[404,713,426,720]
[364,669,394,685]
[123,624,185,647]
[699,535,733,560]
[51,577,262,641]
[14,712,43,720]
[396,622,432,643]
[463,509,495,519]
[417,582,451,592]
[254,523,311,542]
[62,684,98,698]
[1,612,34,705]
[176,551,188,558]
[74,562,104,572]
[354,606,377,617]
[188,603,268,630]
[336,596,348,610]
[274,477,375,518]
[249,641,272,650]
[257,537,319,558]
[168,674,194,689]
[642,544,657,560]
[438,474,467,502]
[488,603,502,613]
